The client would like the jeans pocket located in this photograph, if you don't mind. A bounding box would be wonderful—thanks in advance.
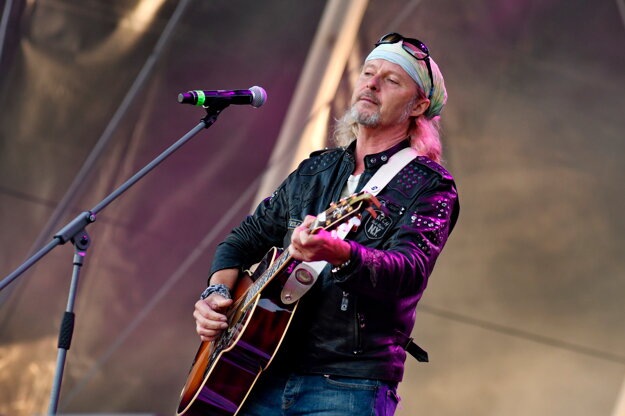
[322,374,379,390]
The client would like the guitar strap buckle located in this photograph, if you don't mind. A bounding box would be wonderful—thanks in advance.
[280,261,325,304]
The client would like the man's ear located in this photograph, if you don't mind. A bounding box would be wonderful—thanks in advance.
[410,98,430,118]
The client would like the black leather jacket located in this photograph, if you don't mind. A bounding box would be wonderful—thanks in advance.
[210,139,459,382]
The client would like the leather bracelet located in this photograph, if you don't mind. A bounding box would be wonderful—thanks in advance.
[200,283,232,300]
[331,259,351,274]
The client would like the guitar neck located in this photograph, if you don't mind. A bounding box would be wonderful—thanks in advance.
[242,248,294,306]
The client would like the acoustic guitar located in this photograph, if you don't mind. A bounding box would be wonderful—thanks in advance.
[177,191,380,416]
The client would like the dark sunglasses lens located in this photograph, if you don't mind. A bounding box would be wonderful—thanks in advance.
[377,32,402,45]
[402,41,429,59]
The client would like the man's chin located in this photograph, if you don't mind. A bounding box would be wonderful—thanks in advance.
[354,112,380,127]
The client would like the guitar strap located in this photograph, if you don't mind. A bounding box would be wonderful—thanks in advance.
[360,146,419,195]
[280,146,419,305]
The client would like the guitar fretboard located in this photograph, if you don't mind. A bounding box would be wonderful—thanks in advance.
[242,248,294,307]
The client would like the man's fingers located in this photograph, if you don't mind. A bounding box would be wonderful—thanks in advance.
[194,298,231,330]
[196,325,223,342]
[193,309,229,329]
[193,292,233,342]
[193,306,228,342]
[301,215,316,227]
[196,296,232,312]
[288,245,301,259]
[293,215,316,245]
[210,296,233,311]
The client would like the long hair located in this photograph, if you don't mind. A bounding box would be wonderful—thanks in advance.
[332,87,444,163]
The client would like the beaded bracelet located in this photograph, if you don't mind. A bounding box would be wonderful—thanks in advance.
[331,259,351,274]
[199,283,232,300]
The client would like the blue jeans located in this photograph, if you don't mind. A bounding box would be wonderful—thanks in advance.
[238,371,400,416]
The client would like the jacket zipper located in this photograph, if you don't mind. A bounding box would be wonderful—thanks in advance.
[340,291,350,311]
[353,295,364,355]
[340,291,363,354]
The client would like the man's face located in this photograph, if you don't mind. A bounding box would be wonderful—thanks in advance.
[350,59,421,128]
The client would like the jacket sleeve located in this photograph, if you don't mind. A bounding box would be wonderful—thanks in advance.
[332,176,459,299]
[208,179,290,279]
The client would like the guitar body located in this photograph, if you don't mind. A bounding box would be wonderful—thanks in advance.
[177,247,299,416]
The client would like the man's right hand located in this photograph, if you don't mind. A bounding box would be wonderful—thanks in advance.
[193,293,233,342]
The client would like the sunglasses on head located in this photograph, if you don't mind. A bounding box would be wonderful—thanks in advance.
[375,32,434,100]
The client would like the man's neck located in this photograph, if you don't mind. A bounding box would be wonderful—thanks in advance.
[353,124,409,175]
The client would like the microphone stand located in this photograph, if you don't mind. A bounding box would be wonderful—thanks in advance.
[0,102,230,414]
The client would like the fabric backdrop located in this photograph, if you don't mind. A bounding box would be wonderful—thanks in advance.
[0,1,624,415]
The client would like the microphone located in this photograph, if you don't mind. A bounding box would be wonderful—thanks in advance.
[177,86,267,108]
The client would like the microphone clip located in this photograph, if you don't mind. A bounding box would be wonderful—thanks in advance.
[200,101,230,128]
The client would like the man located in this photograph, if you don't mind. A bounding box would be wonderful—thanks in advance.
[193,33,459,415]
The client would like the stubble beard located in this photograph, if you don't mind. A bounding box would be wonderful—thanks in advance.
[350,96,416,128]
[350,104,381,127]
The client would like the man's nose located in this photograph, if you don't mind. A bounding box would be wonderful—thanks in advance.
[366,75,379,90]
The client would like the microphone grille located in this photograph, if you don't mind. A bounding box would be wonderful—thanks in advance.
[249,86,267,108]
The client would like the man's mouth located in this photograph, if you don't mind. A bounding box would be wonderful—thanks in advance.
[357,93,379,105]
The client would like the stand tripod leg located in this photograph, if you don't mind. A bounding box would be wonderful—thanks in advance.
[48,231,90,414]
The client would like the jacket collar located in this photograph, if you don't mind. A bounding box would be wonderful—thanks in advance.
[350,137,411,170]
